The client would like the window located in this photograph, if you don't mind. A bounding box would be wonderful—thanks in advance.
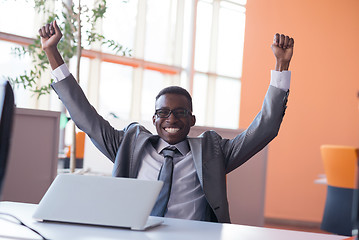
[0,1,36,38]
[0,0,247,129]
[192,73,208,126]
[0,41,33,108]
[99,62,133,119]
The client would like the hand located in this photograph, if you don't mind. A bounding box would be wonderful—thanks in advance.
[271,33,294,71]
[38,20,65,70]
[38,20,62,51]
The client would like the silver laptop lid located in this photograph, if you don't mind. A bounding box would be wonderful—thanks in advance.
[33,174,163,230]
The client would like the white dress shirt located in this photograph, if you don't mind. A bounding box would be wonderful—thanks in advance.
[137,138,207,220]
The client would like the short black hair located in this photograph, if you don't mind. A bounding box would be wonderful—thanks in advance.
[155,86,193,111]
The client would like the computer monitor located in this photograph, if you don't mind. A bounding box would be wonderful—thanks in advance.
[0,79,15,196]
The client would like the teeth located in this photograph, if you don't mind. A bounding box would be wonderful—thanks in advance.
[165,128,179,133]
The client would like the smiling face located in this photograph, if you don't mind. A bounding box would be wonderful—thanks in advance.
[152,93,196,145]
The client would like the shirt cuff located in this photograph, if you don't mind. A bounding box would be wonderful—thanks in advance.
[270,70,291,91]
[51,63,70,82]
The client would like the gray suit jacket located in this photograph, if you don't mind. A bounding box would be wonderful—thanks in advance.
[52,74,289,223]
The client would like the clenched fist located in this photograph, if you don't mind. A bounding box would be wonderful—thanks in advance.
[271,33,294,71]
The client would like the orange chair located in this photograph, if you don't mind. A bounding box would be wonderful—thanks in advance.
[64,131,86,168]
[320,145,359,236]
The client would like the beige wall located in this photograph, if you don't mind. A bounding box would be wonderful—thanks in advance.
[240,0,359,222]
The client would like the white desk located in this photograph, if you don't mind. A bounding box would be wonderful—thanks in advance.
[0,202,346,240]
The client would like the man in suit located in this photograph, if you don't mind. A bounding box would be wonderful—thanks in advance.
[39,20,294,223]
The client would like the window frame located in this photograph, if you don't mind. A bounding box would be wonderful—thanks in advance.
[0,0,246,129]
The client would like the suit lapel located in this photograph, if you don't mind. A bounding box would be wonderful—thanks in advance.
[188,137,203,188]
[130,132,158,178]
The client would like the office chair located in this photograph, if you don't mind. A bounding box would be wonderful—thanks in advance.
[63,131,85,168]
[320,145,359,236]
[0,80,15,196]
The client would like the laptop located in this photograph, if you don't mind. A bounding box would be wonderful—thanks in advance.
[33,174,164,230]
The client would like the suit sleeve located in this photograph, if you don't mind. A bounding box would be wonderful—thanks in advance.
[51,74,124,162]
[222,86,289,173]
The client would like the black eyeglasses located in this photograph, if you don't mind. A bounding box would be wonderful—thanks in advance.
[155,108,192,118]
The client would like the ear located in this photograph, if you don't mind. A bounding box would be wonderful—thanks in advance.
[190,115,196,127]
[152,115,156,125]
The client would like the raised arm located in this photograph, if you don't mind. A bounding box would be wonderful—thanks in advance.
[38,21,123,162]
[223,33,294,173]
